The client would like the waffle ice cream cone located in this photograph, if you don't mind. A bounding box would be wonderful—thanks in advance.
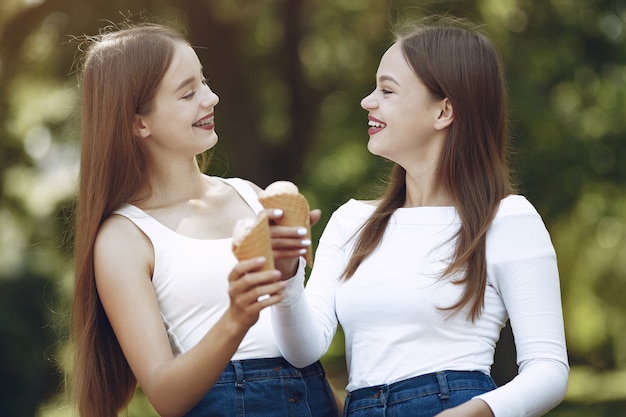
[259,181,313,266]
[231,212,274,271]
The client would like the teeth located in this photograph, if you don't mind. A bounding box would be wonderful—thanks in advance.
[368,120,384,128]
[194,116,214,127]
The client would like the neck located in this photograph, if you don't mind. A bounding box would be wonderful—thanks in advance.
[133,156,208,208]
[403,170,453,207]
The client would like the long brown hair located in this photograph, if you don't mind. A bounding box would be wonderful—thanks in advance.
[71,23,188,417]
[344,16,516,321]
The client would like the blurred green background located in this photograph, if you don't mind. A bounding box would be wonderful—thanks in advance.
[1,0,625,416]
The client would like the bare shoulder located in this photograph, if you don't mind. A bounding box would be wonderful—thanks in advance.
[95,214,151,254]
[94,214,154,283]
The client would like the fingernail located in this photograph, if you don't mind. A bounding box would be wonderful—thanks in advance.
[297,228,307,236]
[299,249,307,255]
[301,239,311,246]
[274,209,284,216]
[256,256,266,263]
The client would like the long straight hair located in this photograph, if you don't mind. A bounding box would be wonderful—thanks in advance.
[343,17,516,321]
[71,23,188,417]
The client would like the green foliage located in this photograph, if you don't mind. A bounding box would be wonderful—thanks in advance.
[0,275,62,417]
[545,401,626,417]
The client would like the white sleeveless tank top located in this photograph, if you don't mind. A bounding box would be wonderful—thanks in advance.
[113,177,282,359]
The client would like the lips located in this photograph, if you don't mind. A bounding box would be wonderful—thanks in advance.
[367,116,386,135]
[192,113,215,130]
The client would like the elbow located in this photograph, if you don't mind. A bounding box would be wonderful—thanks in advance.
[142,374,191,417]
[286,356,319,369]
[556,362,570,403]
[522,357,570,412]
[148,396,188,417]
[278,345,322,369]
[146,393,179,417]
[544,357,569,403]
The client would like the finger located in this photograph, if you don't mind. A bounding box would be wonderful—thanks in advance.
[237,291,285,319]
[273,248,308,261]
[269,223,306,239]
[232,279,286,306]
[253,281,286,301]
[228,257,271,281]
[230,269,281,294]
[263,208,284,223]
[256,292,285,308]
[229,270,282,307]
[271,235,311,250]
[309,209,322,226]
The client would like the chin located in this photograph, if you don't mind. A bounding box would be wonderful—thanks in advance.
[205,132,218,149]
[367,141,387,159]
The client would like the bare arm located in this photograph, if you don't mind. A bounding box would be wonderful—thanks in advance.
[94,215,285,417]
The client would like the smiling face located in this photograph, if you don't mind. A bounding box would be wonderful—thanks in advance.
[360,42,451,171]
[134,41,220,159]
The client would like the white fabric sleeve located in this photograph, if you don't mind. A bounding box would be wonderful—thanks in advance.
[271,214,344,368]
[475,211,569,417]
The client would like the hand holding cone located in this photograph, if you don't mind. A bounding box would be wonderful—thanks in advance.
[258,181,313,267]
[231,211,275,271]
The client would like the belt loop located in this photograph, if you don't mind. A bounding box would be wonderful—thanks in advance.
[382,384,390,404]
[436,371,450,400]
[233,361,245,390]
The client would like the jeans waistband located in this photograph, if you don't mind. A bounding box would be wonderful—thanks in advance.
[216,357,325,385]
[347,370,494,402]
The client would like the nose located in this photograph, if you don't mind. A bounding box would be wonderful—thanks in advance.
[360,90,376,110]
[200,84,219,108]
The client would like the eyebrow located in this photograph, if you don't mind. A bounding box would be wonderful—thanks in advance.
[378,75,400,86]
[174,76,196,93]
[173,66,204,94]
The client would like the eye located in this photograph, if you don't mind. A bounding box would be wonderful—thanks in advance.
[380,88,393,95]
[182,90,196,100]
[182,77,209,100]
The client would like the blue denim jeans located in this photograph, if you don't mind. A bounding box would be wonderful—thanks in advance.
[343,371,496,417]
[184,357,339,417]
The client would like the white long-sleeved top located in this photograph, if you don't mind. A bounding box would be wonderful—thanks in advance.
[272,195,569,417]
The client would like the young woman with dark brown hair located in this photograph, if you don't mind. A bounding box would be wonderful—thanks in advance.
[271,16,569,417]
[70,22,338,417]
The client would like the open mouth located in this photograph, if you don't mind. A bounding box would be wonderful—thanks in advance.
[367,117,386,134]
[193,114,214,128]
[368,120,385,129]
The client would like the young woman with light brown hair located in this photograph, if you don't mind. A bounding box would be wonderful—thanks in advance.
[271,16,569,417]
[71,21,338,417]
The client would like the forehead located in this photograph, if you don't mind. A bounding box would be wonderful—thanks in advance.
[376,42,417,83]
[160,41,202,90]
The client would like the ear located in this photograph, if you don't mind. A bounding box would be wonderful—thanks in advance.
[434,97,453,131]
[133,114,151,138]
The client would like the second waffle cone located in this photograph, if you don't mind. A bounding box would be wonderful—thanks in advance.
[259,193,313,267]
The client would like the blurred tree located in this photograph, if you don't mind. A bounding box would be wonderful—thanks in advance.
[0,274,62,417]
[1,0,626,416]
